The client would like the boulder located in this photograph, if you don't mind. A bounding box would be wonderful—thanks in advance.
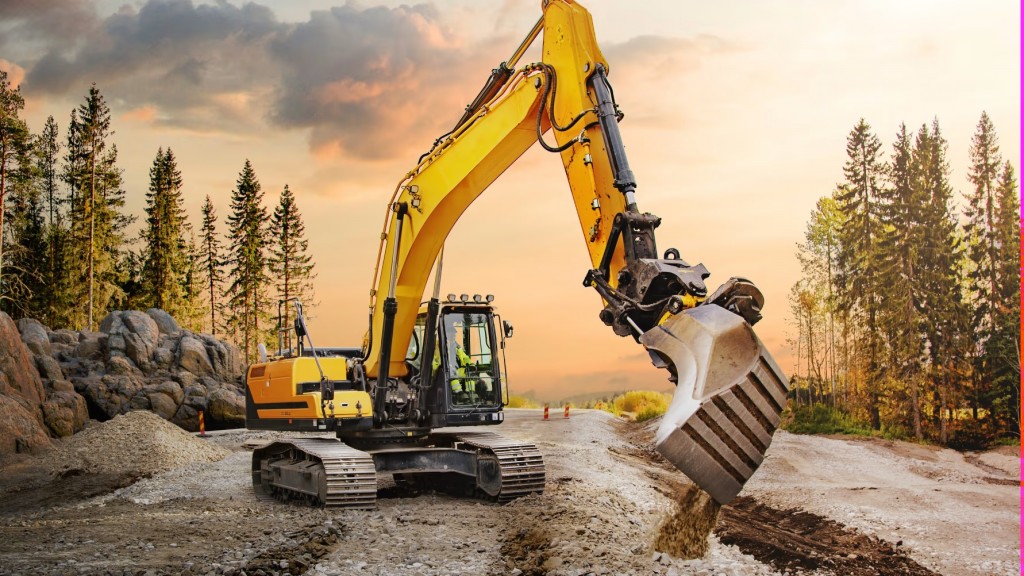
[0,312,45,424]
[178,336,213,376]
[146,389,179,420]
[146,308,181,337]
[17,318,51,356]
[106,355,137,375]
[34,354,65,383]
[49,329,79,346]
[75,333,105,360]
[121,311,159,348]
[0,395,51,456]
[207,387,245,426]
[41,391,88,438]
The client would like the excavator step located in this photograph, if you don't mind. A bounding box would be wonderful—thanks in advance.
[640,304,789,505]
[252,438,377,509]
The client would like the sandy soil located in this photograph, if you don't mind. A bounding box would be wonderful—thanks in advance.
[0,409,1017,575]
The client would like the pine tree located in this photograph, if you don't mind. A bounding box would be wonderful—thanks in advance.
[65,85,130,330]
[835,118,886,429]
[141,147,188,315]
[0,70,31,309]
[35,115,72,326]
[225,160,270,361]
[269,185,316,352]
[200,195,224,335]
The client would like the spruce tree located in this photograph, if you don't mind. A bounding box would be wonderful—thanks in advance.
[835,118,886,429]
[200,195,224,335]
[987,161,1020,435]
[877,123,926,438]
[914,119,967,441]
[226,160,270,361]
[0,70,30,308]
[141,147,188,315]
[269,184,316,352]
[963,112,1005,422]
[179,230,205,332]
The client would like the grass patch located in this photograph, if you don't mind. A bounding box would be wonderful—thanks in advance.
[782,404,876,436]
[783,404,912,442]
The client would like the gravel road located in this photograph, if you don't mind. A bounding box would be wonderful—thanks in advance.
[0,408,1017,575]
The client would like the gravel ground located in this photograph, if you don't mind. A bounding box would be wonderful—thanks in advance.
[0,409,1017,575]
[743,430,1019,575]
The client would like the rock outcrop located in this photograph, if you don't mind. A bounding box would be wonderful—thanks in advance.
[0,308,247,458]
[0,313,52,455]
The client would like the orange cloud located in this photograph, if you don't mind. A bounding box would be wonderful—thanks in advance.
[123,105,157,123]
[0,59,26,87]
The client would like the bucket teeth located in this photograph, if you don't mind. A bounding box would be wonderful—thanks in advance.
[640,304,789,505]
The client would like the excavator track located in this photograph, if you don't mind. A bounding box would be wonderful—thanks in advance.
[450,431,546,502]
[252,438,377,509]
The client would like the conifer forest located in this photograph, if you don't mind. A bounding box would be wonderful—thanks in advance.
[788,114,1020,447]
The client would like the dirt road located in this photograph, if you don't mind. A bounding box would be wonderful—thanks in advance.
[0,409,1017,575]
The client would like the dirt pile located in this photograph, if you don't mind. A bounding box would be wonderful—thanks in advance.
[653,483,721,558]
[48,410,228,477]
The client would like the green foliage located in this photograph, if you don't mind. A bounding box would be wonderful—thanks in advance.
[782,404,877,437]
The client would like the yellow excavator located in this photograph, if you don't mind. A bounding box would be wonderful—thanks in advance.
[246,0,788,508]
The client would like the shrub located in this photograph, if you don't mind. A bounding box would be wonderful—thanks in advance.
[506,395,540,409]
[612,391,671,421]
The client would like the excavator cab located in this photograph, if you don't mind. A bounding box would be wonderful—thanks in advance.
[407,300,508,427]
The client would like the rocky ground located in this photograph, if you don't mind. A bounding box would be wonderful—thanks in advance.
[0,409,1018,575]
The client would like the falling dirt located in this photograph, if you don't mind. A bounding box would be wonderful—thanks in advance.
[653,483,721,559]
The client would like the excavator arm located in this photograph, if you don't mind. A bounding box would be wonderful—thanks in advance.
[362,0,788,504]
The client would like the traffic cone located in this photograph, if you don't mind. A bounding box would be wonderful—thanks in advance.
[564,404,570,419]
[543,404,549,420]
[198,410,206,437]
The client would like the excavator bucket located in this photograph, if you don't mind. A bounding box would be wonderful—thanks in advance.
[640,304,789,505]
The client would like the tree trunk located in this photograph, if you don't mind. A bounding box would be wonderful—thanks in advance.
[88,154,96,331]
[910,376,922,440]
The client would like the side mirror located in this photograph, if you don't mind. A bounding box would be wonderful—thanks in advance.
[294,317,307,338]
[503,320,514,339]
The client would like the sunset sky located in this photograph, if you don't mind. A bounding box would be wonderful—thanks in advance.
[1,0,1019,401]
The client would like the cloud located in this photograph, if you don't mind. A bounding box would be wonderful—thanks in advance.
[268,3,500,160]
[7,0,503,158]
[20,0,280,134]
[0,0,99,57]
[0,59,26,87]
